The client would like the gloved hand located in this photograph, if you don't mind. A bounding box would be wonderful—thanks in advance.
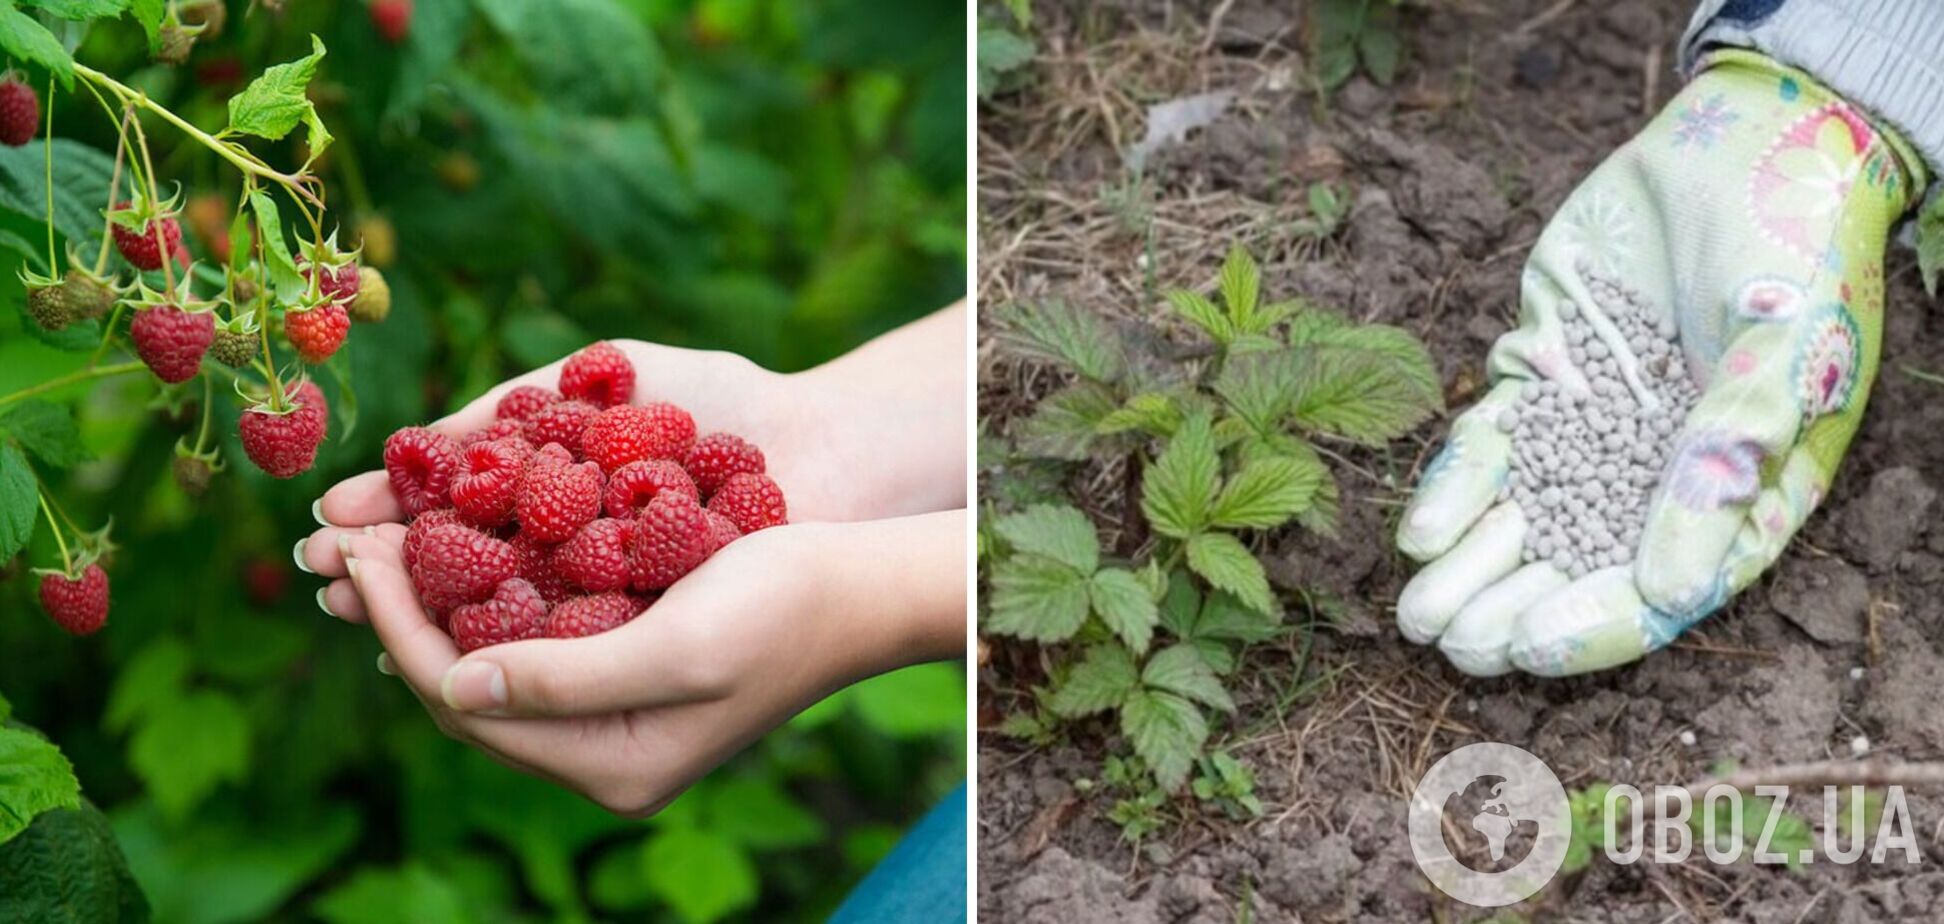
[1395,50,1929,677]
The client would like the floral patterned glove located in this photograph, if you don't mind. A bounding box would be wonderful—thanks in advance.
[1394,50,1928,677]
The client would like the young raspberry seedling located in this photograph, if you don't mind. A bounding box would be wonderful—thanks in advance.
[517,459,603,543]
[384,426,461,515]
[683,432,766,497]
[450,578,549,652]
[708,472,788,534]
[558,341,635,408]
[603,459,697,517]
[37,564,109,636]
[545,592,639,639]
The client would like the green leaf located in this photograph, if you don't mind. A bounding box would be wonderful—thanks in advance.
[976,27,1034,100]
[0,7,72,86]
[992,300,1125,382]
[312,863,470,924]
[476,0,663,114]
[1139,412,1219,539]
[1186,532,1276,616]
[0,727,81,846]
[1047,643,1138,717]
[0,443,36,564]
[103,637,191,734]
[1120,690,1207,792]
[703,778,827,851]
[226,35,331,155]
[1194,590,1284,644]
[643,828,757,924]
[0,139,116,256]
[0,804,148,923]
[1011,380,1118,460]
[1217,245,1259,331]
[247,192,303,300]
[1212,351,1299,434]
[1141,645,1235,714]
[1290,330,1443,445]
[1358,3,1402,84]
[0,691,10,723]
[986,556,1091,642]
[994,504,1098,573]
[1089,567,1157,654]
[1095,391,1184,437]
[128,0,161,49]
[1164,289,1231,343]
[0,400,86,468]
[127,690,249,820]
[1211,454,1325,529]
[1918,195,1943,298]
[850,663,965,738]
[19,0,127,20]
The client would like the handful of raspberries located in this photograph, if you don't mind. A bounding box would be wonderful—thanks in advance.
[382,343,787,652]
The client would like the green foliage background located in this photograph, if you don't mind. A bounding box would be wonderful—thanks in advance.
[0,0,966,921]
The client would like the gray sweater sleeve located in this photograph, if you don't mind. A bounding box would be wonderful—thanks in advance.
[1681,0,1944,184]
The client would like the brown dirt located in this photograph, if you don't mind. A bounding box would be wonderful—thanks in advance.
[976,1,1944,921]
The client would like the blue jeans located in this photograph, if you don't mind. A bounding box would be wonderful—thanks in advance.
[829,783,967,922]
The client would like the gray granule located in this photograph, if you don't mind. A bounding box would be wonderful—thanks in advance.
[1496,270,1699,575]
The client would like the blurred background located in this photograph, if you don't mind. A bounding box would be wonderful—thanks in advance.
[0,0,965,921]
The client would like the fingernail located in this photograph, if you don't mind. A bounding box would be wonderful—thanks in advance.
[442,661,507,712]
[293,538,314,574]
[376,652,397,676]
[315,587,335,617]
[336,532,354,559]
[312,498,331,526]
[344,557,361,582]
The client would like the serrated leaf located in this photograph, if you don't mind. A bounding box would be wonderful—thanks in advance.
[1217,245,1259,331]
[312,862,466,924]
[0,443,36,564]
[1164,288,1231,343]
[992,300,1125,382]
[1090,568,1157,654]
[1212,350,1299,433]
[247,191,303,300]
[0,138,115,261]
[0,727,80,846]
[644,827,757,924]
[1142,644,1235,713]
[994,504,1098,574]
[1011,380,1118,460]
[128,690,249,820]
[1121,690,1206,792]
[1211,454,1325,529]
[476,0,663,115]
[0,401,86,468]
[1096,391,1183,437]
[1291,333,1442,445]
[1186,532,1276,616]
[129,0,161,49]
[227,35,331,155]
[976,27,1035,100]
[1919,196,1943,298]
[103,637,191,734]
[1140,412,1218,538]
[1157,569,1201,637]
[1048,643,1139,717]
[0,804,147,922]
[20,0,127,19]
[703,778,826,851]
[1284,308,1352,345]
[986,557,1091,642]
[0,7,72,86]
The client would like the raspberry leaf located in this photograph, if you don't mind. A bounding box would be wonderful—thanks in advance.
[127,689,250,820]
[1139,412,1218,538]
[1184,531,1275,616]
[1210,454,1324,529]
[0,803,148,922]
[0,399,88,468]
[643,828,757,924]
[0,726,81,845]
[849,664,966,739]
[1010,380,1117,460]
[1119,689,1206,793]
[246,190,303,299]
[227,35,331,156]
[1089,567,1157,654]
[0,443,36,562]
[1919,195,1942,298]
[986,556,1089,642]
[0,6,73,86]
[991,299,1126,383]
[1048,643,1138,718]
[1141,644,1235,714]
[992,503,1097,573]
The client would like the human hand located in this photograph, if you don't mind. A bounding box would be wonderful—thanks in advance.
[310,510,962,816]
[1394,51,1928,677]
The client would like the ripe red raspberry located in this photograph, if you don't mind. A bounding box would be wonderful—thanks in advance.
[495,385,559,422]
[531,441,574,469]
[304,260,361,303]
[510,531,573,602]
[554,517,637,593]
[38,564,108,635]
[461,418,527,447]
[286,301,350,363]
[130,305,214,383]
[516,460,602,543]
[450,436,534,527]
[582,403,696,472]
[703,510,742,554]
[0,77,39,147]
[632,491,711,590]
[403,508,467,571]
[604,459,697,517]
[239,400,327,478]
[524,399,597,458]
[384,426,461,515]
[683,432,766,497]
[707,472,788,534]
[409,522,518,613]
[370,0,412,43]
[558,341,635,408]
[545,592,639,639]
[110,203,184,271]
[244,556,289,607]
[449,578,549,652]
[291,380,330,441]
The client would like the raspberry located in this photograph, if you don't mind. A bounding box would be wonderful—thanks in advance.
[239,400,326,478]
[26,283,70,331]
[604,459,697,517]
[558,341,635,408]
[130,304,214,383]
[370,0,412,43]
[516,459,602,543]
[461,419,527,447]
[531,441,574,469]
[409,523,517,614]
[348,267,389,322]
[291,380,330,441]
[707,472,788,534]
[496,385,559,422]
[110,203,184,271]
[286,301,350,363]
[632,491,711,590]
[0,77,39,147]
[60,271,115,320]
[172,454,215,497]
[210,325,258,368]
[449,578,549,652]
[683,432,766,497]
[545,592,639,639]
[554,517,637,593]
[402,508,466,572]
[584,403,695,472]
[703,510,742,554]
[384,426,460,515]
[524,399,597,458]
[510,531,573,602]
[243,556,287,606]
[38,564,108,635]
[449,436,532,527]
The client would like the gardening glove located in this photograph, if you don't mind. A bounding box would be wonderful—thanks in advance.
[1393,50,1929,677]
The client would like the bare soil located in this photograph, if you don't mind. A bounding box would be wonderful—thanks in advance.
[976,1,1944,920]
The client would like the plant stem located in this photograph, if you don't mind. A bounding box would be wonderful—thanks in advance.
[125,105,175,292]
[41,74,54,271]
[91,104,134,275]
[0,361,145,409]
[38,488,71,572]
[193,374,213,453]
[87,300,127,368]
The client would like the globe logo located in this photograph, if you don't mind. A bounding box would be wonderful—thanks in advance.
[1407,743,1570,907]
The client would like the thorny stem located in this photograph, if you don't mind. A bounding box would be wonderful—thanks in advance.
[38,489,71,573]
[0,361,146,409]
